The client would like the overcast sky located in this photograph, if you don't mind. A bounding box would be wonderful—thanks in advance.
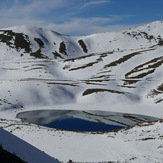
[0,0,163,36]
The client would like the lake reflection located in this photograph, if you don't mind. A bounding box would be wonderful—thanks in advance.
[17,110,158,132]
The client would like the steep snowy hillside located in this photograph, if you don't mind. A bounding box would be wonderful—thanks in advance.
[0,21,163,162]
[0,21,162,112]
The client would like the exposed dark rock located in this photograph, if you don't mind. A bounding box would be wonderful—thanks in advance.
[0,30,31,53]
[52,51,63,59]
[30,49,48,59]
[125,56,163,79]
[158,39,163,46]
[34,38,44,48]
[59,41,67,55]
[78,39,88,53]
[82,88,125,96]
[124,31,156,42]
[0,145,27,163]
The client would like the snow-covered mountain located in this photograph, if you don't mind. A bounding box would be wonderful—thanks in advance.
[0,21,163,162]
[0,21,163,111]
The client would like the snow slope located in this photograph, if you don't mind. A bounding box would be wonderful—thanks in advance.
[0,21,163,162]
[0,127,59,163]
[0,21,162,112]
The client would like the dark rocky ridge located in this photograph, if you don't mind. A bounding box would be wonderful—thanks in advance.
[0,30,31,53]
[0,145,27,163]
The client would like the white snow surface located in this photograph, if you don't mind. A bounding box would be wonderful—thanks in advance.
[0,127,59,163]
[0,21,163,162]
[0,114,163,163]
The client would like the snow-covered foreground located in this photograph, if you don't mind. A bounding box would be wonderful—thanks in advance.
[0,113,163,162]
[0,127,59,163]
[0,21,163,162]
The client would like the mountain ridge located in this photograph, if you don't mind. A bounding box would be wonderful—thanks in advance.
[0,21,162,114]
[0,21,163,60]
[0,21,163,163]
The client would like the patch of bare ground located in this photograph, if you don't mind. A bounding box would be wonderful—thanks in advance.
[47,82,79,86]
[103,49,155,69]
[64,53,95,62]
[125,56,163,79]
[24,67,44,71]
[118,85,136,88]
[126,69,155,79]
[148,89,162,98]
[97,70,111,74]
[159,135,163,139]
[68,161,115,163]
[19,79,79,85]
[81,82,107,86]
[88,71,113,82]
[82,79,110,83]
[122,79,141,85]
[69,61,99,71]
[141,137,155,141]
[155,99,163,103]
[82,88,125,96]
[104,52,140,68]
[123,119,163,131]
[147,83,163,103]
[64,52,112,71]
[63,51,113,62]
[90,75,112,80]
[18,78,80,86]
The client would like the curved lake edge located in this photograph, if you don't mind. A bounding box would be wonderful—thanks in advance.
[16,110,159,133]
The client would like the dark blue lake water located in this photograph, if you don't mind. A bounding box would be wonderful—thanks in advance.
[17,110,158,132]
[43,118,123,132]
